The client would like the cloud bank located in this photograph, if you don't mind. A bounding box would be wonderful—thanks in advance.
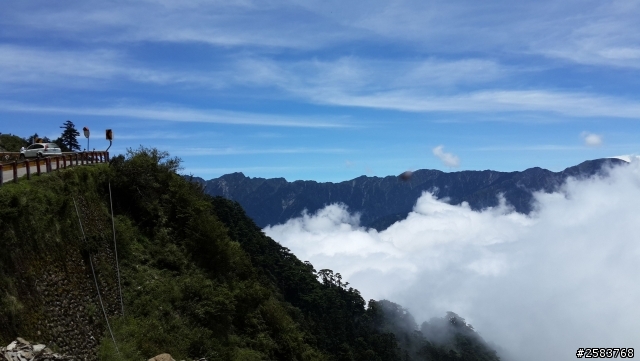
[264,161,640,361]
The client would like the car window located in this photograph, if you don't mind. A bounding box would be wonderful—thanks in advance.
[36,144,44,149]
[48,143,60,148]
[27,145,37,150]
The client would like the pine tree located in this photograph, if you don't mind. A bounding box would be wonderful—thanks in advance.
[59,120,80,152]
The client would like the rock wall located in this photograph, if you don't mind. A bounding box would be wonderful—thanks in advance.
[1,195,122,361]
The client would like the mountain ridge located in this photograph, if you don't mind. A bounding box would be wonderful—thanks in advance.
[194,158,627,230]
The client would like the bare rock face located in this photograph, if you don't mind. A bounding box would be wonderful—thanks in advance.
[1,338,75,361]
[146,354,207,361]
[148,354,176,361]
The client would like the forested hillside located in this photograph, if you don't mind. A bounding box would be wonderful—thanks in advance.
[0,147,501,361]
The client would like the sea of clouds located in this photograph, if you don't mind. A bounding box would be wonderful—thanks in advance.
[264,160,640,361]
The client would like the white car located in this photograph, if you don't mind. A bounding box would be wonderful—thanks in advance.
[20,143,63,159]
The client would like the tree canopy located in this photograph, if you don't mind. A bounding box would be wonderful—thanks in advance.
[57,120,80,151]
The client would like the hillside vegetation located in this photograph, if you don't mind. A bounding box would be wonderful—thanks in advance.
[0,134,28,152]
[0,147,500,361]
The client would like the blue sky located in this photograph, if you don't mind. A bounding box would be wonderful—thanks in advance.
[1,0,639,182]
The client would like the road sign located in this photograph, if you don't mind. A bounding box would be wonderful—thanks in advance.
[83,127,90,150]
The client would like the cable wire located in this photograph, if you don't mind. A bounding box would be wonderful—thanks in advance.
[73,197,120,355]
[109,181,124,317]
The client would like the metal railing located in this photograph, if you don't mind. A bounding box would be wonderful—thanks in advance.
[0,151,110,186]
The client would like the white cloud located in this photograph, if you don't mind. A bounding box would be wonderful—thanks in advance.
[3,0,640,70]
[223,57,640,118]
[308,88,640,119]
[0,102,348,128]
[581,131,603,147]
[0,45,234,91]
[4,44,640,120]
[611,155,640,162]
[0,1,357,50]
[536,1,640,68]
[432,145,460,167]
[170,146,348,156]
[264,160,640,361]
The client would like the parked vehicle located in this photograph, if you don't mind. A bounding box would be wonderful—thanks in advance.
[19,143,62,159]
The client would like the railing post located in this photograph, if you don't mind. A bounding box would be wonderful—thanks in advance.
[75,153,78,166]
[26,160,31,180]
[36,159,41,176]
[13,161,18,183]
[0,164,3,186]
[56,157,60,171]
[63,155,67,168]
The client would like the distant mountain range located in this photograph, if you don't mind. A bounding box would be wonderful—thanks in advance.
[191,158,627,231]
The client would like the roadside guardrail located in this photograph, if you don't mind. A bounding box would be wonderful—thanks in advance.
[0,151,110,186]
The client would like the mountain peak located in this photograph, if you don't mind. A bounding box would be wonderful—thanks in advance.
[199,158,625,231]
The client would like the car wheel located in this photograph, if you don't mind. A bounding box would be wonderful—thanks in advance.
[19,154,25,160]
[37,153,42,159]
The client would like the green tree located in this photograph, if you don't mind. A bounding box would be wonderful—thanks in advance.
[22,133,51,144]
[58,120,80,151]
